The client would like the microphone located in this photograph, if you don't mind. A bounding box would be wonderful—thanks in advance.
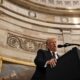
[58,44,65,48]
[58,43,80,48]
[58,43,73,48]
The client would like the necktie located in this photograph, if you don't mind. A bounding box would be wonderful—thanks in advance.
[52,52,55,58]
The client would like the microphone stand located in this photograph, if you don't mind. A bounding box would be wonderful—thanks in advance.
[65,43,80,47]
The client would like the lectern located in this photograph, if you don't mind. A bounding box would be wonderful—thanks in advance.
[46,47,80,80]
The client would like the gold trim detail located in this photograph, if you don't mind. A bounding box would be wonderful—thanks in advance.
[0,55,35,67]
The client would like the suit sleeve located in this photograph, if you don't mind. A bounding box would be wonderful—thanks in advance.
[34,49,46,67]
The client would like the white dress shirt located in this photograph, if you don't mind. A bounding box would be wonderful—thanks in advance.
[51,51,59,60]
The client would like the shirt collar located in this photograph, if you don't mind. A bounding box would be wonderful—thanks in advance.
[50,51,58,54]
[50,51,58,59]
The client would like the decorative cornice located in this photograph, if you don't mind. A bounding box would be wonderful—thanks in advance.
[7,0,80,16]
[7,33,46,52]
[1,0,80,28]
[1,0,80,31]
[29,0,80,9]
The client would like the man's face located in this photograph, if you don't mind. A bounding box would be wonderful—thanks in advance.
[46,38,57,52]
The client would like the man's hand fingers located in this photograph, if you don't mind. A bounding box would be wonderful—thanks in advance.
[50,59,57,68]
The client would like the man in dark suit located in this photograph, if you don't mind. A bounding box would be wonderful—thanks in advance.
[31,38,59,80]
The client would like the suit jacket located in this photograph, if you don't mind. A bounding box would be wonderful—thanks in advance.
[31,49,59,80]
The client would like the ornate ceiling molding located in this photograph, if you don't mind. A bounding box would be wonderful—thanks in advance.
[1,0,80,25]
[1,0,80,30]
[7,33,46,52]
[7,0,80,16]
[30,0,80,9]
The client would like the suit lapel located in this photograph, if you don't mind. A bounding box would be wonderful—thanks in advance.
[44,50,53,60]
[44,50,60,61]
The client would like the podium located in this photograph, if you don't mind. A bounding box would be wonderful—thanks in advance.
[46,47,80,80]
